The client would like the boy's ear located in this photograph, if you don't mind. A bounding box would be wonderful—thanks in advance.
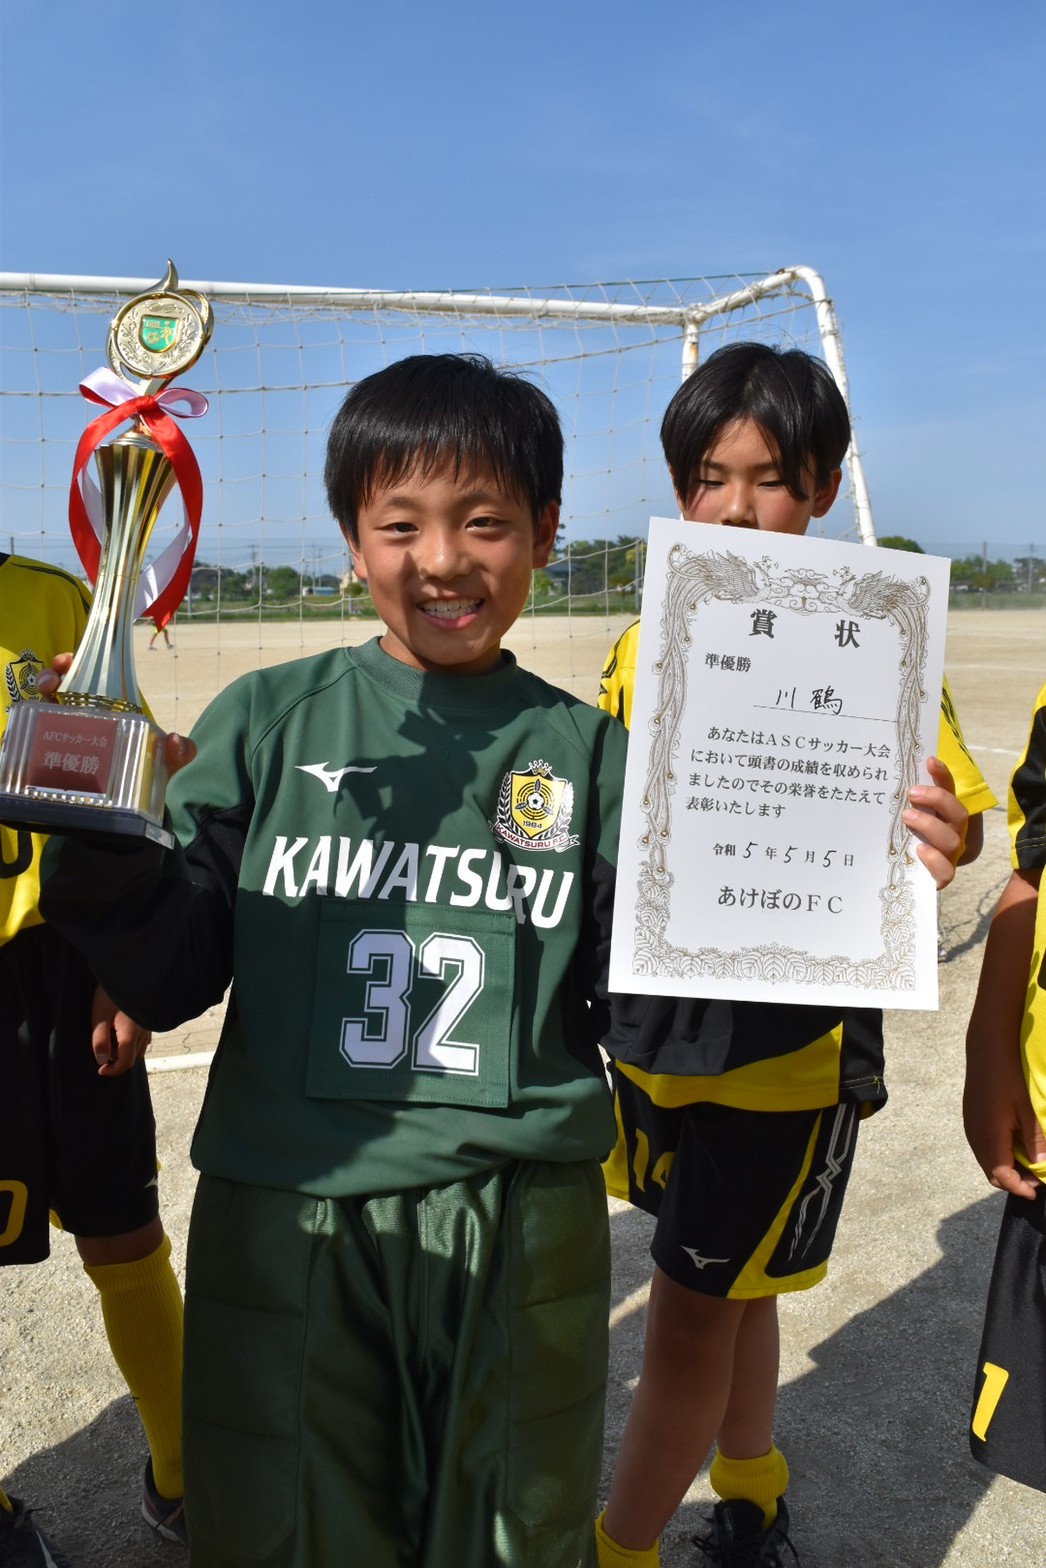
[811,468,843,519]
[532,502,559,568]
[342,523,368,583]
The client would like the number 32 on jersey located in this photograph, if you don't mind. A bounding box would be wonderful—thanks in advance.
[306,906,515,1109]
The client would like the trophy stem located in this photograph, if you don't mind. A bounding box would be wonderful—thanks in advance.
[60,430,177,710]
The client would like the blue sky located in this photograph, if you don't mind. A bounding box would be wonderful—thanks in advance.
[1,0,1043,561]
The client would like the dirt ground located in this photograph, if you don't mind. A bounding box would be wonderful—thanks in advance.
[3,608,1046,1565]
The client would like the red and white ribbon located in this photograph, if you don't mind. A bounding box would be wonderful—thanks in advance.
[69,367,209,630]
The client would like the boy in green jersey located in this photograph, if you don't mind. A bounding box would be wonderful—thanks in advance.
[42,354,628,1568]
[593,344,989,1568]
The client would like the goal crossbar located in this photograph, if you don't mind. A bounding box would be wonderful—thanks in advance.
[0,263,874,546]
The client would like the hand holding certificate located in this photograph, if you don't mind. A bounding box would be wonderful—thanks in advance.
[610,520,952,1009]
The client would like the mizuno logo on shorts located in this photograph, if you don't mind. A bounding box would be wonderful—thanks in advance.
[682,1247,731,1270]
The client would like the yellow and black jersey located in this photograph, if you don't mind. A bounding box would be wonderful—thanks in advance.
[0,555,91,948]
[598,616,995,1116]
[1006,681,1046,1180]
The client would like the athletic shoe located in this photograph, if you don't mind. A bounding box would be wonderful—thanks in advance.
[141,1460,188,1547]
[694,1495,800,1566]
[0,1496,73,1567]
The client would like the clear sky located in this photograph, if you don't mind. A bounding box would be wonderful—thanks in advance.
[1,0,1043,561]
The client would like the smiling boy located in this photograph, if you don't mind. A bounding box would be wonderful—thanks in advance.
[594,343,993,1568]
[42,354,627,1568]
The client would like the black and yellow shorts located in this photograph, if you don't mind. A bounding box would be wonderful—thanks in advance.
[970,1181,1046,1494]
[0,924,159,1264]
[605,1070,861,1298]
[183,1160,609,1568]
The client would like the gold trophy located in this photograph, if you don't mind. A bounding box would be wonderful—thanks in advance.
[0,263,212,848]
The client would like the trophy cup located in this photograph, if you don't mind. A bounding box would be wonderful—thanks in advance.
[0,263,212,848]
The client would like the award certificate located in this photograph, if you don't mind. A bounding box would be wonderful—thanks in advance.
[609,520,952,1009]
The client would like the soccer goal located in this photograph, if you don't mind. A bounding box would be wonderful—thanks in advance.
[0,264,874,642]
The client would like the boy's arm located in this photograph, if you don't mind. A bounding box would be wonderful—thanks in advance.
[42,794,234,1034]
[964,866,1046,1198]
[38,665,242,1032]
[575,715,628,1036]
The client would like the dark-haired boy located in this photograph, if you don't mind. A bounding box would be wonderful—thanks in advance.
[41,354,626,1568]
[594,344,993,1568]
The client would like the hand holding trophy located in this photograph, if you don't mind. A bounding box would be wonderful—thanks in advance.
[0,262,212,848]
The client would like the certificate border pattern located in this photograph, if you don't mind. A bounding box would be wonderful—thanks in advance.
[631,547,932,990]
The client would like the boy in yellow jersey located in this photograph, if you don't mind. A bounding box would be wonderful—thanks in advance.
[0,554,186,1559]
[594,344,993,1568]
[965,681,1046,1494]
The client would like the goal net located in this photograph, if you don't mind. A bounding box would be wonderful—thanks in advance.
[0,267,873,716]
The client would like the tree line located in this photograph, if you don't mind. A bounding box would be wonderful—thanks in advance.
[878,539,1044,593]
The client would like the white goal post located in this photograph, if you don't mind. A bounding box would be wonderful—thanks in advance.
[0,265,875,620]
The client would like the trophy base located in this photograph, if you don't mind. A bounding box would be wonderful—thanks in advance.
[0,699,174,851]
[0,791,174,848]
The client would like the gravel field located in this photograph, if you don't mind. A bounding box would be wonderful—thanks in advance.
[4,607,1045,1566]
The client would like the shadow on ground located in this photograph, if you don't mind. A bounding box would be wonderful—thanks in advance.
[605,1194,1041,1568]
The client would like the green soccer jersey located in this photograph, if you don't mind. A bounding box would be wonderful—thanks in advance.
[42,638,626,1197]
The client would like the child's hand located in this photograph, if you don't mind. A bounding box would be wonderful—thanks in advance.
[90,985,152,1076]
[964,1032,1046,1199]
[34,652,72,698]
[36,656,197,776]
[903,756,967,890]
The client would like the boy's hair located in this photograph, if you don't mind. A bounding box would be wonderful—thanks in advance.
[325,353,563,542]
[660,342,851,502]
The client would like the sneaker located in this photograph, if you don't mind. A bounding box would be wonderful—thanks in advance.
[141,1460,188,1547]
[0,1496,73,1567]
[694,1495,800,1566]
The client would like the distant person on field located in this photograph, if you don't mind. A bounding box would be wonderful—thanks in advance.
[39,355,627,1568]
[149,617,173,651]
[0,553,186,1562]
[593,343,994,1568]
[965,679,1046,1496]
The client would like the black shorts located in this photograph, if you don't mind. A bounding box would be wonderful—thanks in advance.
[970,1181,1046,1494]
[0,923,159,1265]
[607,1069,860,1298]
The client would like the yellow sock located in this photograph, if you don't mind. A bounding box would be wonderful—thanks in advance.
[594,1510,660,1567]
[84,1233,184,1499]
[709,1444,789,1530]
[0,1490,11,1512]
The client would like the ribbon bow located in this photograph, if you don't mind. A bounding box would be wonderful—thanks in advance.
[69,367,209,631]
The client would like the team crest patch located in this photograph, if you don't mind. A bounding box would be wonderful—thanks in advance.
[491,759,579,852]
[5,650,43,707]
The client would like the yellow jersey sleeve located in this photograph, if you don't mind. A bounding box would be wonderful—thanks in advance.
[937,673,996,817]
[598,620,640,730]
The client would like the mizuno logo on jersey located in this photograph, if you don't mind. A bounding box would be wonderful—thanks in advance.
[261,835,574,929]
[295,761,377,793]
[490,758,579,852]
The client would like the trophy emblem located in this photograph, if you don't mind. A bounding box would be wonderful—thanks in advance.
[0,262,212,847]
